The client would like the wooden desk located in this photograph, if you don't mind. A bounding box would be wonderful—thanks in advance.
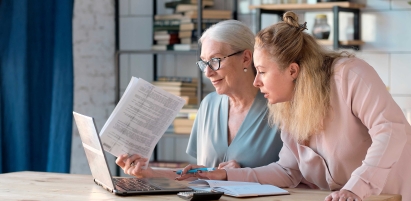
[0,171,401,201]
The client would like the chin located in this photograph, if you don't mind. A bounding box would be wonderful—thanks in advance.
[214,88,225,95]
[267,97,281,104]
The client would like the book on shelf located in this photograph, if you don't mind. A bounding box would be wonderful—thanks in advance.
[180,37,194,44]
[151,43,197,51]
[154,19,184,27]
[155,38,181,45]
[174,118,195,127]
[168,90,197,97]
[189,180,289,197]
[173,125,193,134]
[165,0,214,10]
[154,13,185,20]
[174,4,199,13]
[99,77,186,168]
[175,43,198,51]
[153,19,193,31]
[155,85,196,92]
[177,106,198,119]
[180,95,198,105]
[154,19,222,32]
[152,81,198,88]
[154,32,179,40]
[157,76,199,83]
[152,44,175,51]
[184,9,232,19]
[178,30,196,38]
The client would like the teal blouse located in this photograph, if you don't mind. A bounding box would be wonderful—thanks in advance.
[186,92,282,168]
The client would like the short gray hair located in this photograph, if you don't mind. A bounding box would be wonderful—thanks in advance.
[199,20,254,54]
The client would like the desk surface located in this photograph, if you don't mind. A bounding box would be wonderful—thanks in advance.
[0,171,401,201]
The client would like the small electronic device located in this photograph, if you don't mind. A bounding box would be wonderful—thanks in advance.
[177,191,224,201]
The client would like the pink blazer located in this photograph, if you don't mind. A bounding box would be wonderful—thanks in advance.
[226,57,411,200]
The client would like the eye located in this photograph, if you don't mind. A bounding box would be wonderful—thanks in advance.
[258,71,265,75]
[211,58,220,62]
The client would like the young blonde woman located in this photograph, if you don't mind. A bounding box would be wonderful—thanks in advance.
[177,11,411,201]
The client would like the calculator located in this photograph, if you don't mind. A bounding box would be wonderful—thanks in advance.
[177,191,224,201]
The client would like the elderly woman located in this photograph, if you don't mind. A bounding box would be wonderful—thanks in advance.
[116,20,283,179]
[177,12,411,201]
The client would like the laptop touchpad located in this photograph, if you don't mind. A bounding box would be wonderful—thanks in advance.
[146,178,190,190]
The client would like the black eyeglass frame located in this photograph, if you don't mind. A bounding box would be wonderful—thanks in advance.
[196,50,244,72]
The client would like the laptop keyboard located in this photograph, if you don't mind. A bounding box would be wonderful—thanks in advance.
[113,178,161,191]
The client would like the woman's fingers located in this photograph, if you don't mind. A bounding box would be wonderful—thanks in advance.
[116,154,150,176]
[115,154,129,167]
[132,159,146,176]
[175,169,227,181]
[324,190,361,201]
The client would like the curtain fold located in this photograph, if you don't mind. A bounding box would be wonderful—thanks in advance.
[0,0,73,173]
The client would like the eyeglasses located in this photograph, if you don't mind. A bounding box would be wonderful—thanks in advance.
[196,50,244,72]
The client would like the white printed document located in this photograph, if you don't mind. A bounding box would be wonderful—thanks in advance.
[99,77,185,166]
[189,180,289,197]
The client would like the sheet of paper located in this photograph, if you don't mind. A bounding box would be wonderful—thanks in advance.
[99,77,185,165]
[189,179,260,188]
[213,185,289,197]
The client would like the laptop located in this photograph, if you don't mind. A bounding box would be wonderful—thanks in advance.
[72,111,193,195]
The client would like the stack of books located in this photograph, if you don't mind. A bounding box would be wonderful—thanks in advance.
[152,0,232,51]
[153,76,199,106]
[173,106,198,134]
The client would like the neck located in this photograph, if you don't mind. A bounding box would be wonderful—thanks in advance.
[227,77,259,110]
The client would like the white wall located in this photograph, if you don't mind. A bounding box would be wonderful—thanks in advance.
[71,0,411,174]
[71,0,116,175]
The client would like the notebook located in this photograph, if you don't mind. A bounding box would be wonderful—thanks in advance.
[189,179,289,197]
[73,111,193,195]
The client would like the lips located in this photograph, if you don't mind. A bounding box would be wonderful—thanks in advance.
[211,78,223,85]
[261,91,268,98]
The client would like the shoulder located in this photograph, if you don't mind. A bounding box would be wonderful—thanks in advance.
[198,92,226,110]
[331,57,388,105]
[332,57,378,80]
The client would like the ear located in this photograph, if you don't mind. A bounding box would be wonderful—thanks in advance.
[288,62,300,81]
[242,49,253,68]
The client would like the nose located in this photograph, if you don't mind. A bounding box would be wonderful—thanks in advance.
[253,75,262,88]
[204,65,215,77]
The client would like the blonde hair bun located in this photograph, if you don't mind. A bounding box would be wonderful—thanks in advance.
[283,11,300,29]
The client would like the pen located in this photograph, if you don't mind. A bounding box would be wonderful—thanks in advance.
[174,167,216,175]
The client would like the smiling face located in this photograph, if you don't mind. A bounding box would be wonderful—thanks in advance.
[253,48,298,104]
[200,38,245,95]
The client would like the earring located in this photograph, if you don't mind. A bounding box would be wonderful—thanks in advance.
[293,79,296,83]
[243,68,247,72]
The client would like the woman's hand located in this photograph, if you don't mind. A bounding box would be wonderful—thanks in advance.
[175,164,228,181]
[324,189,362,201]
[115,154,154,178]
[218,160,241,169]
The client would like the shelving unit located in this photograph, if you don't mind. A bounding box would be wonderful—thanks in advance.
[249,2,365,50]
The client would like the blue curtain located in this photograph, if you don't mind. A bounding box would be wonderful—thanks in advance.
[0,0,73,173]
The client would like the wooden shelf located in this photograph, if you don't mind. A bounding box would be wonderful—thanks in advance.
[317,40,364,46]
[249,2,365,11]
[116,50,197,55]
